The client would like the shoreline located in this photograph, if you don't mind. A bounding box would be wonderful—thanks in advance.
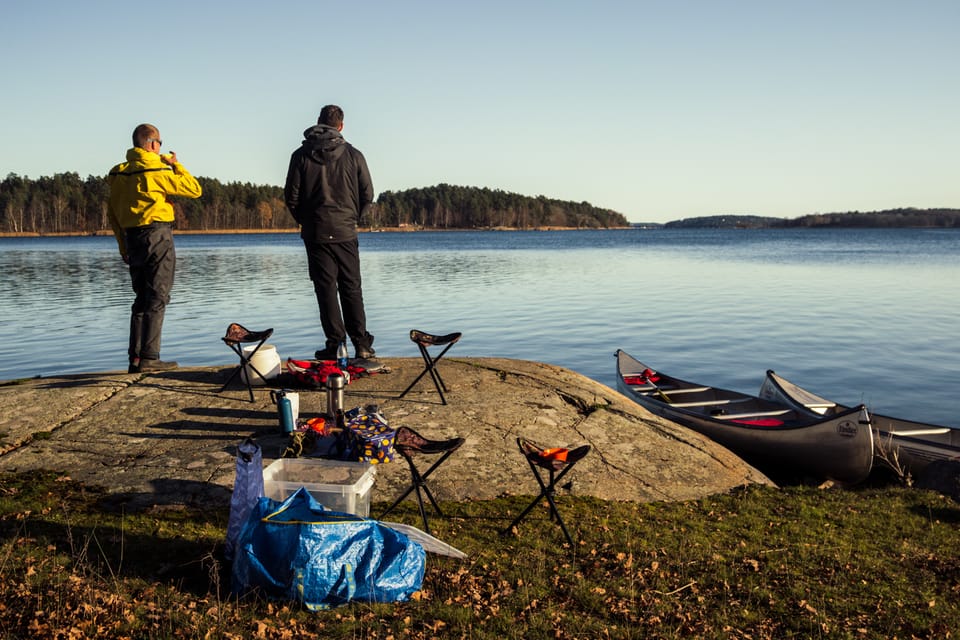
[0,226,631,239]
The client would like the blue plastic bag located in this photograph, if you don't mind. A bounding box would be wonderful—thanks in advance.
[225,438,264,561]
[231,487,425,610]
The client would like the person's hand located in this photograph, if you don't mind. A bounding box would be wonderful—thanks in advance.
[160,151,178,166]
[122,254,130,265]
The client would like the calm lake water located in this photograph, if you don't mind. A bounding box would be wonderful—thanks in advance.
[2,228,958,427]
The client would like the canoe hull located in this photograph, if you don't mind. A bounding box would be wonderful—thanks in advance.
[616,350,874,484]
[760,370,960,477]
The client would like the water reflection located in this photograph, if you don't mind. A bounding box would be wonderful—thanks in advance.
[1,229,958,427]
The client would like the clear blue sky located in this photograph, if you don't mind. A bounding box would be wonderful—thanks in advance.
[1,1,957,223]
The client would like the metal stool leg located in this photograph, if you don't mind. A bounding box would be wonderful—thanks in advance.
[220,343,247,394]
[220,325,273,402]
[402,342,451,404]
[221,341,268,402]
[422,342,456,403]
[415,449,457,514]
[381,448,460,534]
[381,453,432,531]
[398,330,461,404]
[501,439,590,547]
[380,428,464,534]
[503,459,578,546]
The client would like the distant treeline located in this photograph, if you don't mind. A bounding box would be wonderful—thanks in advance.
[5,171,954,234]
[781,208,960,228]
[0,173,629,235]
[664,208,960,229]
[664,215,782,229]
[372,184,629,229]
[0,172,290,234]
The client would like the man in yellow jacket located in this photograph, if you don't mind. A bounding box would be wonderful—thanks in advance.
[107,123,202,373]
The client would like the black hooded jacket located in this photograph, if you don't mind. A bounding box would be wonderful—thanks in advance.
[284,124,374,243]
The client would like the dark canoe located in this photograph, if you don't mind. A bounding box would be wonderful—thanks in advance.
[760,370,960,477]
[615,350,874,484]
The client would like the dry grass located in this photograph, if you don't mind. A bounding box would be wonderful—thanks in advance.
[1,470,959,639]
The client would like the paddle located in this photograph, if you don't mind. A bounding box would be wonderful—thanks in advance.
[640,368,672,403]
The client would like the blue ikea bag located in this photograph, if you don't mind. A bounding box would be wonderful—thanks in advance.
[231,487,425,609]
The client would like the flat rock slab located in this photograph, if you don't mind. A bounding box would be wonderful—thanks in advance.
[0,358,771,511]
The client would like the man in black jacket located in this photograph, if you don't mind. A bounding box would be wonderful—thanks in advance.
[285,105,376,361]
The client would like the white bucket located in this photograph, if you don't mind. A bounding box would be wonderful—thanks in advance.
[241,344,281,385]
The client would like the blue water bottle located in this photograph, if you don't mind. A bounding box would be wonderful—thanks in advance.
[278,394,294,434]
[270,389,295,434]
[337,341,349,371]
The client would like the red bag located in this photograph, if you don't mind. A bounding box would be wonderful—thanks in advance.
[286,358,347,388]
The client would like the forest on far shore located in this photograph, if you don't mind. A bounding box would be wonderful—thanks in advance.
[663,209,960,229]
[2,171,956,235]
[0,173,628,235]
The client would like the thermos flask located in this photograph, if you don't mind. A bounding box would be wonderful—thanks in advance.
[326,373,345,417]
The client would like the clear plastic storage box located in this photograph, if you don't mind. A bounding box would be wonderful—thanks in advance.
[262,458,377,517]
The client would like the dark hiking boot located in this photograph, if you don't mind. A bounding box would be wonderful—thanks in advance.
[315,347,337,361]
[139,359,179,372]
[356,347,377,360]
[355,334,376,360]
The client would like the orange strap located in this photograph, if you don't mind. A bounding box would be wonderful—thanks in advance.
[540,448,569,462]
[305,417,327,434]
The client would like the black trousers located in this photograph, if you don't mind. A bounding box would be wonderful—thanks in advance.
[125,223,176,362]
[303,239,373,353]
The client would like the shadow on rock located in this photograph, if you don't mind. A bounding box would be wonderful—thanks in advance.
[119,424,271,441]
[149,369,226,384]
[99,477,234,513]
[31,373,134,389]
[180,406,276,421]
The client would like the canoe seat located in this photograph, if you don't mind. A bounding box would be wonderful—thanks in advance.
[712,409,792,420]
[667,398,751,408]
[632,385,710,395]
[802,403,836,410]
[888,428,951,436]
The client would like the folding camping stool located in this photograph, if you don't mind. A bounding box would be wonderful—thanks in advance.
[220,323,274,402]
[502,437,591,547]
[379,426,465,535]
[398,329,462,405]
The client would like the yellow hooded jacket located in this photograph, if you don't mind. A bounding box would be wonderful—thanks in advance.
[107,147,202,256]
